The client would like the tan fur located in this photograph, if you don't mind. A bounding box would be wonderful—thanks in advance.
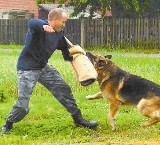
[86,92,102,100]
[137,97,160,127]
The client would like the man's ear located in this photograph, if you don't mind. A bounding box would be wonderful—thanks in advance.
[105,55,112,59]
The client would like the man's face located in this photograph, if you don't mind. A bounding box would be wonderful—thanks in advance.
[50,12,68,32]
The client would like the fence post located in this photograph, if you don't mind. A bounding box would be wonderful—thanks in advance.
[101,18,104,47]
[159,18,160,47]
[81,18,85,48]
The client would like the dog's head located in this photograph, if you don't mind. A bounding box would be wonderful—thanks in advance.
[86,52,112,68]
[86,52,114,82]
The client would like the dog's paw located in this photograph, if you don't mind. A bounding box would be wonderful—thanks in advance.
[112,123,117,132]
[141,122,149,127]
[86,95,95,100]
[112,127,117,132]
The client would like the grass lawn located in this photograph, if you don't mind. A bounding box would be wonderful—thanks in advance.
[0,48,160,145]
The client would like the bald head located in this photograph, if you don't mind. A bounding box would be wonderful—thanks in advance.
[47,8,68,32]
[48,8,68,21]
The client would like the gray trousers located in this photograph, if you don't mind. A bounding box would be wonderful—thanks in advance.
[7,64,79,123]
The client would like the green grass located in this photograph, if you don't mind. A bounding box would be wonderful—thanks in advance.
[0,45,23,49]
[87,45,160,54]
[0,48,160,145]
[0,44,160,53]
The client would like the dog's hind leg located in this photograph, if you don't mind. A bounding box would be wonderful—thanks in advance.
[108,101,121,131]
[141,109,160,127]
[137,97,160,127]
[86,92,103,100]
[142,117,160,127]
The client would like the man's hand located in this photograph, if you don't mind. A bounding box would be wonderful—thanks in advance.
[43,25,55,32]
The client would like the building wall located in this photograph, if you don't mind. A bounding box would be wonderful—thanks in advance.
[0,0,38,18]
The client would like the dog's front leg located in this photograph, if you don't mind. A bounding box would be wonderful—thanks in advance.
[108,102,121,131]
[86,92,103,100]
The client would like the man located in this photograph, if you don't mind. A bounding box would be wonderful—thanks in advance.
[2,8,98,134]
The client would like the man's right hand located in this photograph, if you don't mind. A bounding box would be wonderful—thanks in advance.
[43,25,55,32]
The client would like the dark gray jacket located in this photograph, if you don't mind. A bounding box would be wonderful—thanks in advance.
[17,19,72,70]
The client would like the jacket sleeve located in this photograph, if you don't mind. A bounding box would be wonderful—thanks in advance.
[57,35,73,62]
[28,19,48,32]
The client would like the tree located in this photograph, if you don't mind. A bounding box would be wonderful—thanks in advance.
[36,0,160,18]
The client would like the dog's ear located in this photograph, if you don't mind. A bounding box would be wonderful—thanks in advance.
[105,55,112,59]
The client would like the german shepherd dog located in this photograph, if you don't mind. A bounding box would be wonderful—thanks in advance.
[86,52,160,131]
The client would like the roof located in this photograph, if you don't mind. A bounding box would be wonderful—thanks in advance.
[39,4,101,19]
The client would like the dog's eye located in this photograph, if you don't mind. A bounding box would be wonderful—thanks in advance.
[98,60,105,67]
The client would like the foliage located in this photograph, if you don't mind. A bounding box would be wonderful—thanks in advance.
[60,0,110,18]
[35,0,160,18]
[0,48,160,144]
[36,0,55,5]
